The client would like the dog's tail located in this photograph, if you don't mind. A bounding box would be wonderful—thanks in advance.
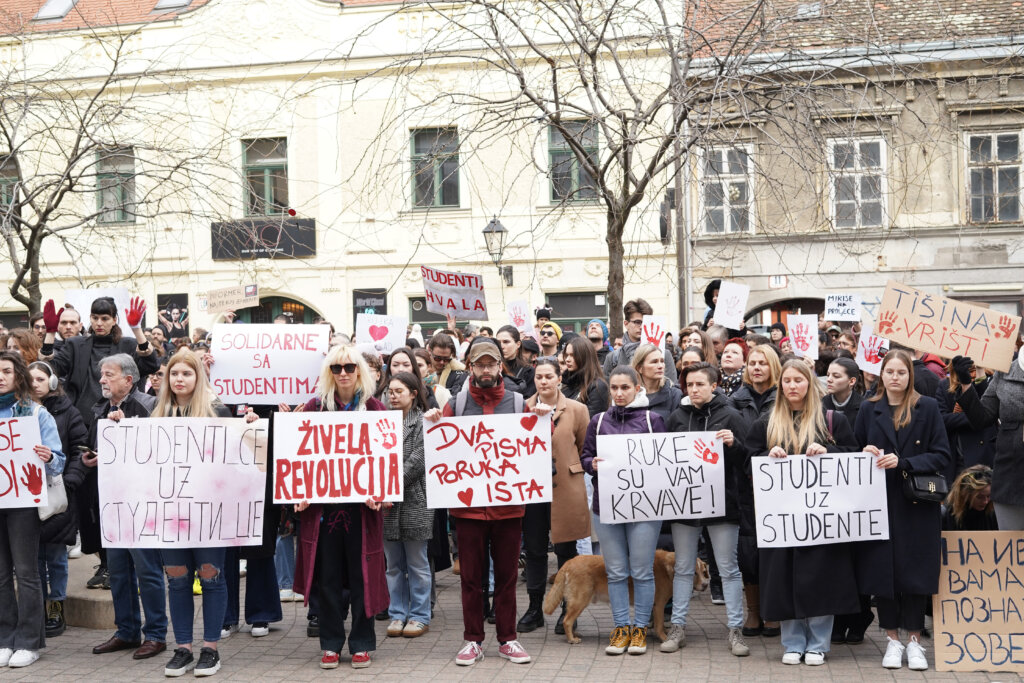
[542,564,567,615]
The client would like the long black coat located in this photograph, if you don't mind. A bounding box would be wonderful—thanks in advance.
[957,360,1024,506]
[934,377,996,484]
[747,407,862,621]
[40,393,90,545]
[729,383,777,580]
[853,396,951,596]
[666,393,747,526]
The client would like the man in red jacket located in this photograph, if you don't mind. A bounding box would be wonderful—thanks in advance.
[424,338,537,667]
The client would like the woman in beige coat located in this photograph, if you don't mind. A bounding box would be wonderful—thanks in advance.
[519,358,592,635]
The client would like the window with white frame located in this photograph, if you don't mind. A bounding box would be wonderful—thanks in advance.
[701,146,752,233]
[968,132,1021,223]
[828,139,885,229]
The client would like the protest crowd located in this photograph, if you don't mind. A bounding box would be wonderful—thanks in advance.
[0,278,1019,677]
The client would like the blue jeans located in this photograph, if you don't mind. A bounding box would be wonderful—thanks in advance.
[108,547,167,643]
[670,523,743,629]
[781,615,833,654]
[275,535,296,591]
[592,514,661,627]
[383,540,432,624]
[38,543,69,601]
[223,549,283,626]
[163,547,227,645]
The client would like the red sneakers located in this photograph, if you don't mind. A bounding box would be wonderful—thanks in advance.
[351,652,371,669]
[319,651,339,669]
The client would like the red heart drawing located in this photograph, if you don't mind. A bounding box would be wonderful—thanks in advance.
[368,325,389,341]
[520,415,538,431]
[457,488,474,507]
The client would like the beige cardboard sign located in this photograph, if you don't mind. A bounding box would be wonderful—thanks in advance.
[206,284,259,314]
[934,531,1024,672]
[877,281,1020,372]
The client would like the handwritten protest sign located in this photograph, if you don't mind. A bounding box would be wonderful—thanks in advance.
[714,281,750,330]
[856,320,889,374]
[751,453,888,547]
[0,416,46,509]
[205,284,259,314]
[641,315,668,350]
[935,531,1024,672]
[97,417,268,548]
[878,281,1021,372]
[209,324,328,404]
[273,411,404,504]
[355,313,408,356]
[506,300,530,333]
[424,413,551,508]
[421,265,488,320]
[787,314,819,360]
[64,287,133,337]
[596,432,724,524]
[826,294,861,321]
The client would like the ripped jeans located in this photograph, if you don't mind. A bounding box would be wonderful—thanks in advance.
[163,547,227,645]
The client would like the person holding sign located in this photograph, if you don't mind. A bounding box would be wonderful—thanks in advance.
[746,359,860,667]
[0,351,66,669]
[853,350,951,672]
[382,372,434,639]
[580,365,666,656]
[520,359,590,636]
[935,358,995,483]
[292,347,390,671]
[660,362,750,656]
[631,344,682,422]
[951,352,1024,530]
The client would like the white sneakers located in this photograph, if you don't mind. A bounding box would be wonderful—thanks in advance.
[8,650,39,668]
[906,637,928,671]
[804,651,825,666]
[0,649,12,667]
[781,651,802,665]
[883,637,906,669]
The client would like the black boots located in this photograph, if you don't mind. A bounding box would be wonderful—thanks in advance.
[45,600,66,637]
[517,592,545,633]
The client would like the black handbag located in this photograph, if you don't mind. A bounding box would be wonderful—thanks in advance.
[901,470,948,503]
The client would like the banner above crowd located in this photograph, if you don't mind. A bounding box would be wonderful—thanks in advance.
[420,266,488,320]
[209,324,329,404]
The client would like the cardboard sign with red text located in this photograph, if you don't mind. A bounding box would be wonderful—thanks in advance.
[714,280,750,330]
[596,431,724,524]
[855,320,889,374]
[97,417,268,548]
[878,281,1021,372]
[273,411,404,504]
[420,265,488,320]
[641,315,668,350]
[0,416,47,509]
[209,324,328,404]
[355,313,408,356]
[788,314,819,360]
[423,413,552,508]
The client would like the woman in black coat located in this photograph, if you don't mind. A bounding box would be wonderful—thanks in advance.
[934,363,996,484]
[29,361,89,638]
[854,350,951,672]
[746,360,860,666]
[561,336,609,418]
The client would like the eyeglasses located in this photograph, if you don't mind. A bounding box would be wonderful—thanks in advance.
[431,354,451,363]
[539,330,555,337]
[627,318,643,326]
[32,323,46,331]
[330,363,358,375]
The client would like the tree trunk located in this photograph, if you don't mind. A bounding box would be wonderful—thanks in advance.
[605,212,626,341]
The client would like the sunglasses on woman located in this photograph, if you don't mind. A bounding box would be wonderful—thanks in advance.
[330,363,358,375]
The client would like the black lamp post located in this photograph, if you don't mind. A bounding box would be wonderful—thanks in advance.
[483,215,513,286]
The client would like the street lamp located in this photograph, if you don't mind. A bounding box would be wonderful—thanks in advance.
[482,215,513,286]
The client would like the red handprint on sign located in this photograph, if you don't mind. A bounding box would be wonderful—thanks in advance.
[20,463,43,501]
[376,419,397,449]
[860,336,885,365]
[792,323,811,352]
[724,296,742,315]
[642,321,665,347]
[693,438,719,465]
[876,311,898,336]
[509,305,526,328]
[994,314,1017,340]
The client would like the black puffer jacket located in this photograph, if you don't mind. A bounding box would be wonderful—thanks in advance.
[561,370,610,418]
[41,393,90,545]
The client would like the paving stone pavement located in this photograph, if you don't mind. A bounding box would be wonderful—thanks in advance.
[5,557,1016,682]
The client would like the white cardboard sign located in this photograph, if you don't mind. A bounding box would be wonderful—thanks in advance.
[209,324,329,404]
[787,314,819,360]
[856,320,889,374]
[421,265,488,320]
[0,416,47,509]
[751,453,889,548]
[97,417,269,548]
[424,413,552,508]
[355,313,408,356]
[640,315,668,351]
[714,281,750,330]
[825,294,861,322]
[596,431,724,523]
[506,300,531,333]
[64,288,133,337]
[273,410,404,504]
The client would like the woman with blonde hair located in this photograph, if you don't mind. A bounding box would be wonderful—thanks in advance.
[630,343,681,421]
[292,345,389,670]
[746,359,860,667]
[854,349,950,671]
[942,465,996,531]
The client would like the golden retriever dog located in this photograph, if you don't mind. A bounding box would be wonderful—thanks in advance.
[542,549,710,644]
